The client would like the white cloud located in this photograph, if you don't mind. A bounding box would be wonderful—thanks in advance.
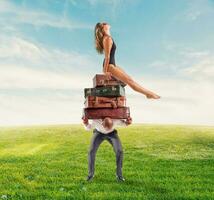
[0,35,97,71]
[1,75,213,126]
[178,49,214,81]
[0,35,99,90]
[160,40,214,81]
[0,36,213,126]
[186,10,202,21]
[0,36,42,60]
[0,65,91,90]
[0,34,99,126]
[88,0,123,6]
[86,0,139,18]
[0,0,92,30]
[175,0,214,21]
[125,43,214,126]
[183,56,214,81]
[0,93,83,125]
[179,49,210,59]
[0,36,92,125]
[0,0,213,126]
[126,76,214,126]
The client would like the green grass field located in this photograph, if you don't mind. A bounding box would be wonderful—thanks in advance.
[0,124,213,200]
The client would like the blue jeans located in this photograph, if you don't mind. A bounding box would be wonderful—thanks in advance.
[88,128,123,177]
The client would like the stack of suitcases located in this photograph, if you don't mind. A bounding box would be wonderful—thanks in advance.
[83,74,131,119]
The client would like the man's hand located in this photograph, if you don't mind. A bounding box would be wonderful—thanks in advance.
[82,116,89,125]
[125,117,132,125]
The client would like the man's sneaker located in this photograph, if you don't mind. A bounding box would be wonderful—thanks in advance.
[116,175,125,182]
[86,175,94,181]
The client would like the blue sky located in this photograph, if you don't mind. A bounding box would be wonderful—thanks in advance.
[0,0,214,126]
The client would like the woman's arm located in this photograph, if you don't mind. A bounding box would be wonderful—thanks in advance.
[103,36,113,74]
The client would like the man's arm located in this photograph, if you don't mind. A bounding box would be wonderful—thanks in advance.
[84,122,94,131]
[114,119,127,127]
[114,117,132,127]
[82,116,94,131]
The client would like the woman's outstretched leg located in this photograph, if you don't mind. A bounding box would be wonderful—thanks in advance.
[107,64,160,99]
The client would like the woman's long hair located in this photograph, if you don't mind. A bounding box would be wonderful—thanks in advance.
[94,22,105,54]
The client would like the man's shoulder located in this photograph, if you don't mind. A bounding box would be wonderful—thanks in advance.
[113,119,122,123]
[113,119,121,121]
[92,119,102,122]
[113,119,126,126]
[91,119,102,124]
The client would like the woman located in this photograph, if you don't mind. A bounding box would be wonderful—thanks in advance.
[94,22,160,99]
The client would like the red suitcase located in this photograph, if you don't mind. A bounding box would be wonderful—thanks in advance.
[84,96,126,108]
[83,107,130,119]
[93,74,126,87]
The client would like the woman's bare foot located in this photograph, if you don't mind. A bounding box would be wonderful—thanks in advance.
[146,92,160,99]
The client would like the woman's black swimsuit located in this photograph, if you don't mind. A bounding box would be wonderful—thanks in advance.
[102,37,116,68]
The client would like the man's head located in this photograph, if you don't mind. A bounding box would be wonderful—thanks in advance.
[102,117,113,130]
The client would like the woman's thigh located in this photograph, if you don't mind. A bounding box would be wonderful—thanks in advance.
[108,64,133,83]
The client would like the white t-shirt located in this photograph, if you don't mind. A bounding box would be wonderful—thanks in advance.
[83,119,127,134]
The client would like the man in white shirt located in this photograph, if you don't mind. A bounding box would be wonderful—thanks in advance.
[82,116,132,182]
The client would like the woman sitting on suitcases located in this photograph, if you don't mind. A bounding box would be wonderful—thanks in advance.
[94,22,160,99]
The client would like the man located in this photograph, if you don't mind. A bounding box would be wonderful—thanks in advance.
[82,116,132,182]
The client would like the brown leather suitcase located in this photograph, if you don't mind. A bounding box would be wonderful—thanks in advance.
[93,74,126,87]
[84,96,126,108]
[83,107,130,119]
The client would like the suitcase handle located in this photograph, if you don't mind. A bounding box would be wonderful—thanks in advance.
[100,79,111,86]
[94,98,117,108]
[101,99,117,108]
[99,75,127,86]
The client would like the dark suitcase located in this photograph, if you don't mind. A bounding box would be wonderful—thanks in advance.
[84,96,126,108]
[84,85,125,98]
[93,74,126,87]
[83,107,130,119]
